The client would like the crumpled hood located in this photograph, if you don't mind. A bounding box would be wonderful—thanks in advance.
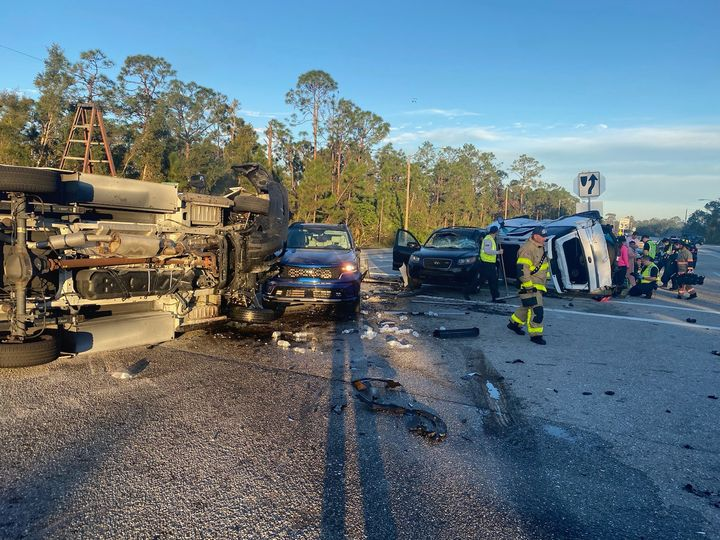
[281,248,357,266]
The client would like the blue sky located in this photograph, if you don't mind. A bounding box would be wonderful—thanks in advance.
[2,0,719,220]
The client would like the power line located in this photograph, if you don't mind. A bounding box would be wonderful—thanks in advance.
[0,44,45,63]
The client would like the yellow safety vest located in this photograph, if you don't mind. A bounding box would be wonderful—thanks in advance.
[640,263,658,284]
[480,235,497,263]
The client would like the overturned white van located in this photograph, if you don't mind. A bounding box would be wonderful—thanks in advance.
[494,212,614,295]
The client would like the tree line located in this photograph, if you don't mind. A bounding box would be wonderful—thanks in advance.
[0,45,579,245]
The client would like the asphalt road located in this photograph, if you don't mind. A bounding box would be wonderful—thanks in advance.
[0,247,718,539]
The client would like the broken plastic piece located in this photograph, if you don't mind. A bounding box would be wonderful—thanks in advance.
[277,340,291,348]
[292,347,306,354]
[686,318,697,324]
[433,327,480,339]
[110,358,149,380]
[351,378,447,441]
[461,372,479,380]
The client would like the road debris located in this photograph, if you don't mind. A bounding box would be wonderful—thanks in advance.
[582,392,593,395]
[686,318,697,324]
[461,372,479,380]
[708,395,718,400]
[711,350,720,356]
[111,358,150,380]
[342,329,357,334]
[292,347,306,354]
[386,336,412,349]
[683,484,720,508]
[604,390,616,396]
[433,327,480,339]
[505,359,525,364]
[271,331,282,340]
[351,378,447,441]
[276,340,291,349]
[360,326,377,340]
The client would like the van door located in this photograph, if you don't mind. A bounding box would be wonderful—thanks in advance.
[552,231,591,291]
[393,229,421,270]
[587,222,613,292]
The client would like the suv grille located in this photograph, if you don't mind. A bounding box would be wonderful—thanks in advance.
[423,258,452,270]
[282,266,341,279]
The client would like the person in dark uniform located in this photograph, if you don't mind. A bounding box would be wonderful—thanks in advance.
[479,225,506,303]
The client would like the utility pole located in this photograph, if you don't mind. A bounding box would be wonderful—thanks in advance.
[266,122,273,169]
[404,160,411,230]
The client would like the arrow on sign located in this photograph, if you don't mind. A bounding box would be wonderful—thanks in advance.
[580,174,598,194]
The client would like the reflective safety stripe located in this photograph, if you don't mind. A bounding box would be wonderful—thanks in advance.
[511,313,525,325]
[517,257,533,267]
[521,280,534,288]
[480,236,497,263]
[640,263,658,284]
[528,325,544,334]
[534,284,548,292]
[517,257,548,273]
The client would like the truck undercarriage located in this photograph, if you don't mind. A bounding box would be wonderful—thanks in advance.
[0,163,289,367]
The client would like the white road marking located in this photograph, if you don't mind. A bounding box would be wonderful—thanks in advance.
[609,299,720,316]
[700,250,720,259]
[412,294,720,331]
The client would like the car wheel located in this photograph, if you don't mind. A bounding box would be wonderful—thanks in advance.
[0,165,60,194]
[409,278,422,290]
[0,332,60,368]
[227,305,282,323]
[232,194,270,215]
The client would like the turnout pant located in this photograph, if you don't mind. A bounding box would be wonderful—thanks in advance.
[479,262,499,300]
[510,291,544,336]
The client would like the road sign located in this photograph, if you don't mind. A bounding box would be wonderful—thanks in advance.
[574,172,604,198]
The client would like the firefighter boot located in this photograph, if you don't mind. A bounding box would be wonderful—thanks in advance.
[530,336,547,345]
[507,322,525,336]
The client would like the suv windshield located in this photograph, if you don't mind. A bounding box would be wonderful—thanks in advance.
[287,227,352,250]
[425,231,478,250]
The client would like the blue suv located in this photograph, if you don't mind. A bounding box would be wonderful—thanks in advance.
[263,223,365,313]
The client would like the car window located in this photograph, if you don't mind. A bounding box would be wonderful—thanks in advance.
[287,227,351,249]
[425,232,478,249]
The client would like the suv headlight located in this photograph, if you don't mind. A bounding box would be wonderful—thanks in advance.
[409,254,420,263]
[457,256,477,265]
[341,263,357,273]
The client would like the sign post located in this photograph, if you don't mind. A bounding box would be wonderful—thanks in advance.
[574,171,605,212]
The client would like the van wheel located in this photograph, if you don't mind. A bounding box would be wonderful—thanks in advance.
[0,332,60,368]
[0,165,60,194]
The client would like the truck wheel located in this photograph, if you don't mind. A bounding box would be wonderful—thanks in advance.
[233,194,270,215]
[0,165,60,194]
[0,332,60,368]
[228,305,281,323]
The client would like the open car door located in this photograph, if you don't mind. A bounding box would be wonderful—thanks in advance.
[393,229,421,270]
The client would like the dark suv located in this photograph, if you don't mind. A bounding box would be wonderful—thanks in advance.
[263,223,364,313]
[393,227,485,291]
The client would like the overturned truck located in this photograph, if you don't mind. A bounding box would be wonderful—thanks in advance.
[0,163,289,367]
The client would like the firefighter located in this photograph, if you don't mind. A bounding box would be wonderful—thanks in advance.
[507,226,549,345]
[676,241,697,300]
[628,255,659,298]
[479,225,505,303]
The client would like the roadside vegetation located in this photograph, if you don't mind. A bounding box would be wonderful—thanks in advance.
[3,44,597,246]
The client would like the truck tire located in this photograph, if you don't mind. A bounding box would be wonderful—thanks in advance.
[0,332,60,368]
[227,305,281,323]
[233,194,270,215]
[0,165,60,194]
